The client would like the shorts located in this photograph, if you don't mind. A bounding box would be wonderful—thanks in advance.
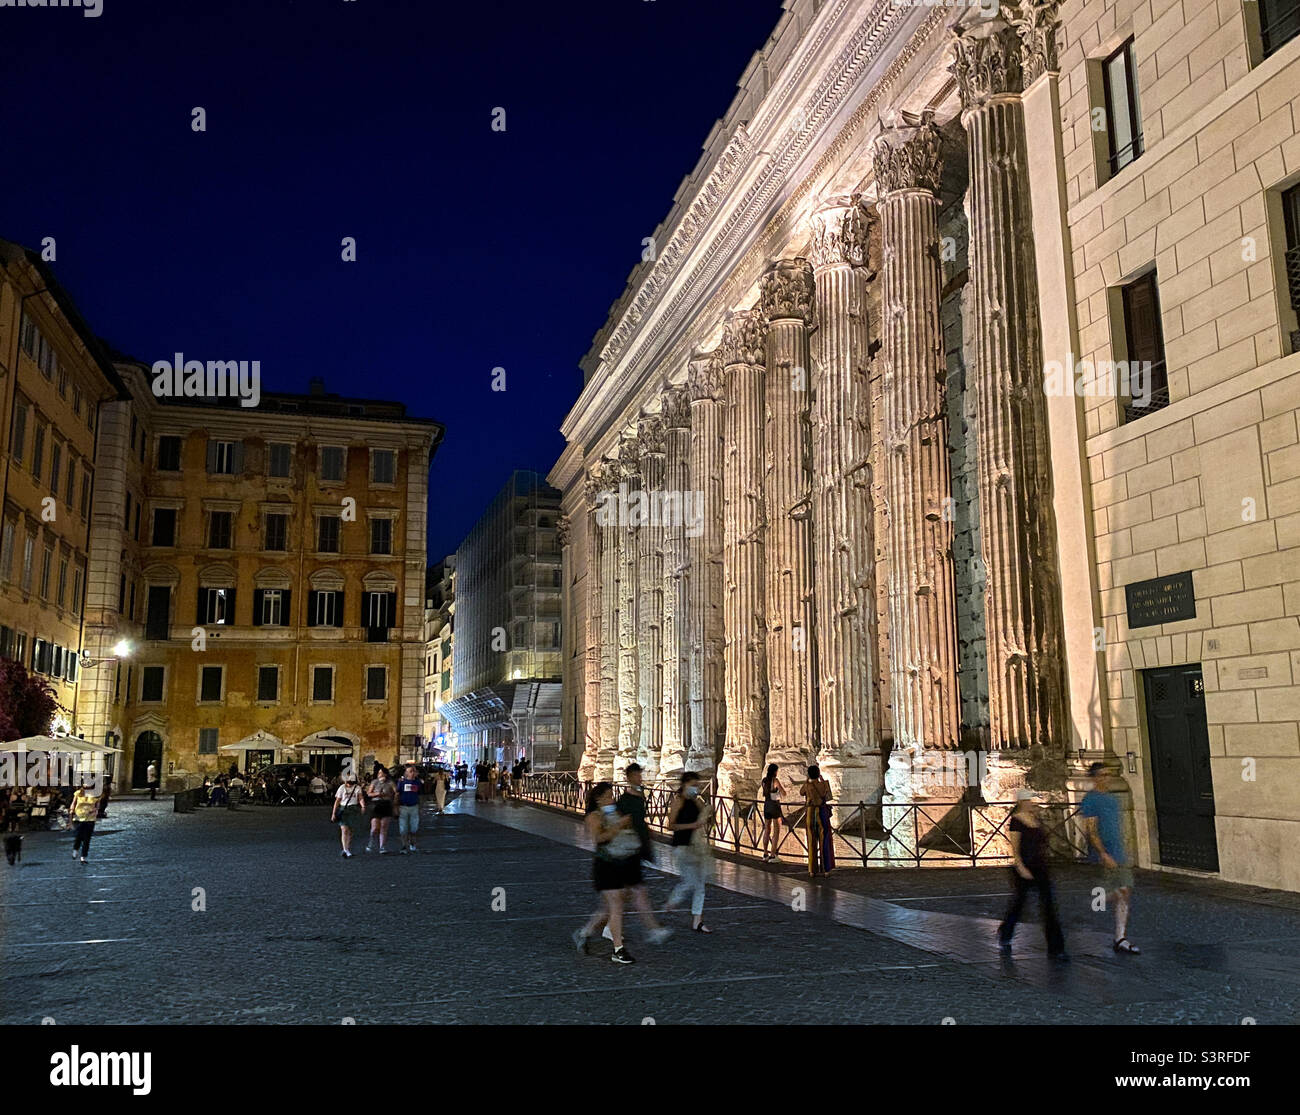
[337,805,361,829]
[593,855,643,892]
[763,800,783,821]
[399,807,420,835]
[371,799,394,820]
[1102,863,1135,892]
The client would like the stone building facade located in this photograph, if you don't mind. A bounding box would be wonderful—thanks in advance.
[550,0,1300,891]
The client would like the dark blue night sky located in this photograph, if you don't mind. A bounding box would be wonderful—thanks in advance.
[2,0,783,558]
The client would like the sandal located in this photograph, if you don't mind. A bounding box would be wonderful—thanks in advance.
[1113,937,1141,955]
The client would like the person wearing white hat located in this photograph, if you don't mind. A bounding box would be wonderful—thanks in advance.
[997,788,1068,962]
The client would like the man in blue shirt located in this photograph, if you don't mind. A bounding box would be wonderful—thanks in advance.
[1078,762,1140,955]
[396,764,423,855]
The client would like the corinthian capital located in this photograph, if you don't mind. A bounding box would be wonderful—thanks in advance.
[873,113,944,196]
[809,197,871,270]
[661,385,691,429]
[582,466,605,507]
[635,413,666,456]
[759,258,816,326]
[687,347,725,402]
[1011,0,1062,86]
[950,11,1026,110]
[557,515,572,548]
[721,308,767,368]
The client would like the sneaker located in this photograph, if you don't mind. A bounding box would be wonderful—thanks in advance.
[72,848,79,859]
[647,927,673,945]
[379,848,388,855]
[340,850,348,858]
[571,929,589,955]
[364,844,373,853]
[80,857,87,864]
[610,947,636,965]
[399,848,409,856]
[343,851,353,858]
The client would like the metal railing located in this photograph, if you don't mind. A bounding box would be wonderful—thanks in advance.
[515,772,1090,868]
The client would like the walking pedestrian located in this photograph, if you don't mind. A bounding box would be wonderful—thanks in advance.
[332,772,364,857]
[1080,762,1140,955]
[69,780,100,864]
[366,766,397,853]
[573,782,645,964]
[615,763,673,943]
[799,764,835,877]
[665,772,713,933]
[146,760,159,801]
[434,767,449,813]
[760,763,784,862]
[997,789,1068,961]
[396,764,422,854]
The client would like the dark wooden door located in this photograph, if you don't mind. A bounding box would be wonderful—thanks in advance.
[1144,665,1219,871]
[131,731,164,789]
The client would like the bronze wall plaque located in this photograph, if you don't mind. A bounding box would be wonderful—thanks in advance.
[1125,570,1196,629]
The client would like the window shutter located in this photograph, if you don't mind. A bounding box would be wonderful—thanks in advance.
[252,588,264,626]
[232,441,245,475]
[206,440,218,473]
[196,588,207,626]
[281,589,292,625]
[386,592,398,628]
[306,590,318,627]
[360,591,371,627]
[225,588,237,625]
[335,590,345,628]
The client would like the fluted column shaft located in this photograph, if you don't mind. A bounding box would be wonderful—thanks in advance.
[616,448,642,772]
[635,420,665,777]
[579,477,602,779]
[718,310,769,800]
[955,17,1067,752]
[660,390,692,777]
[809,201,878,799]
[687,352,726,773]
[761,260,818,783]
[875,124,962,757]
[597,464,621,780]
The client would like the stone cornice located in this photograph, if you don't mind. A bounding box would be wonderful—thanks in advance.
[562,1,942,456]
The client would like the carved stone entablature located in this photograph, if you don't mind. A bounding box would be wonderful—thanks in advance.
[661,385,691,429]
[635,413,667,457]
[721,308,768,368]
[760,258,816,326]
[1011,0,1062,86]
[950,13,1026,110]
[557,515,572,548]
[687,348,725,402]
[599,128,754,366]
[873,113,944,196]
[809,196,871,270]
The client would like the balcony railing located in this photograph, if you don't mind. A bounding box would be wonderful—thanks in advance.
[515,772,1090,868]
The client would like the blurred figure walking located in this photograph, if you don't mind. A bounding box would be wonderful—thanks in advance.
[997,789,1068,961]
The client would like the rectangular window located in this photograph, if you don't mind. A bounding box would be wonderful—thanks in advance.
[371,449,396,484]
[370,518,392,555]
[65,456,76,504]
[365,666,387,701]
[208,510,233,549]
[1282,183,1300,354]
[257,665,279,702]
[152,508,177,547]
[207,439,241,475]
[11,400,28,462]
[1121,270,1169,423]
[80,474,90,519]
[146,585,171,640]
[73,567,84,616]
[157,435,182,472]
[254,588,290,626]
[32,423,45,482]
[362,590,396,642]
[57,558,67,608]
[320,445,346,482]
[1102,39,1144,178]
[21,535,35,593]
[197,587,236,626]
[198,727,219,755]
[140,666,165,703]
[267,443,292,478]
[73,384,82,417]
[264,513,288,551]
[0,521,13,583]
[199,665,224,702]
[50,442,62,495]
[39,547,52,599]
[317,515,340,553]
[308,589,343,627]
[312,665,334,702]
[1260,0,1300,58]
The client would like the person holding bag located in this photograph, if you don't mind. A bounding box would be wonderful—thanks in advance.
[332,772,364,858]
[665,772,714,933]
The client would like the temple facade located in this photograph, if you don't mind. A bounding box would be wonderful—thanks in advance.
[550,0,1300,892]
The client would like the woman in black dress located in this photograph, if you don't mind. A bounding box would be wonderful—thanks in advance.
[997,789,1068,961]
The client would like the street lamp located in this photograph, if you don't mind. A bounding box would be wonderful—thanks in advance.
[79,640,134,767]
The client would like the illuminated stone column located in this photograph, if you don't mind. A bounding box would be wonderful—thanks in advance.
[660,387,692,778]
[635,415,665,778]
[687,348,726,775]
[760,259,818,788]
[596,457,622,780]
[953,10,1067,786]
[718,309,769,800]
[616,435,642,774]
[874,118,963,804]
[808,198,880,803]
[577,468,604,780]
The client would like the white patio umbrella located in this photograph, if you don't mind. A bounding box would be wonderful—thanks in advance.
[0,735,122,753]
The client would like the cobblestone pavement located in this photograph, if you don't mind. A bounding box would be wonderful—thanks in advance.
[1,794,1296,1025]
